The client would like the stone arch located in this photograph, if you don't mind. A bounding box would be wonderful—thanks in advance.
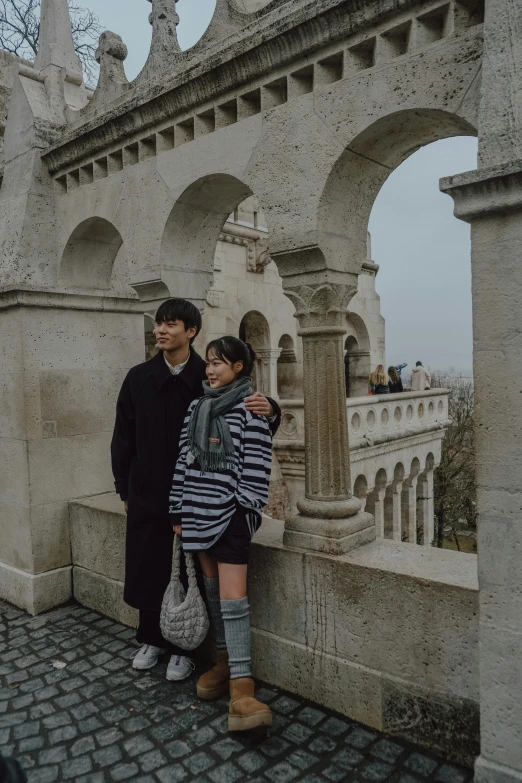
[353,474,368,511]
[160,173,252,308]
[60,217,123,290]
[410,457,421,479]
[240,310,271,393]
[345,312,371,397]
[317,109,477,276]
[277,334,299,399]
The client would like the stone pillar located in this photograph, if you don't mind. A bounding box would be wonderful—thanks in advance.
[402,477,418,544]
[280,278,375,554]
[374,489,386,539]
[0,293,144,615]
[441,3,522,770]
[417,473,434,547]
[392,482,403,542]
[256,348,281,399]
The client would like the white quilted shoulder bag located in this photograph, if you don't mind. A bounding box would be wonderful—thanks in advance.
[160,535,209,650]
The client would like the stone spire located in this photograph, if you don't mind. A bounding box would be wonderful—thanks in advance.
[140,0,184,79]
[34,0,83,80]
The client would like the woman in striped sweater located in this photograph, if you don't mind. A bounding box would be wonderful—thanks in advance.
[169,336,273,731]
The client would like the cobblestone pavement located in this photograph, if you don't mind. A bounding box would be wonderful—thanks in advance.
[0,600,473,783]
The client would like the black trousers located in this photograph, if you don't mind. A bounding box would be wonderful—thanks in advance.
[135,545,207,657]
[136,609,185,656]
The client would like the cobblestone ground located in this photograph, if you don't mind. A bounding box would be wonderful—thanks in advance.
[0,600,473,783]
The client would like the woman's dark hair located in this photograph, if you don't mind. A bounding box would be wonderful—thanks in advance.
[206,336,256,377]
[155,298,202,344]
[388,366,400,385]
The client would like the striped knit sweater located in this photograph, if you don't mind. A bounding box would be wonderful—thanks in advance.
[169,400,273,550]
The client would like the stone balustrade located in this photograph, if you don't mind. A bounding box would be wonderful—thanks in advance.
[274,389,451,546]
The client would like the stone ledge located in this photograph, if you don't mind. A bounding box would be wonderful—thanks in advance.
[256,516,479,590]
[73,565,138,628]
[0,287,142,313]
[0,560,72,615]
[475,757,522,783]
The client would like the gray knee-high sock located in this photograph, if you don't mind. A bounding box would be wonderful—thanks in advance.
[203,577,227,651]
[221,597,251,680]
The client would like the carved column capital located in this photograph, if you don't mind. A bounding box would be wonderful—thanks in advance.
[282,281,357,332]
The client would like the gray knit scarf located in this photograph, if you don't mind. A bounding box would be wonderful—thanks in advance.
[186,376,252,473]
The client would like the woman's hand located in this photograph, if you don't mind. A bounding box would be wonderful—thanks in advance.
[244,392,273,417]
[173,525,182,536]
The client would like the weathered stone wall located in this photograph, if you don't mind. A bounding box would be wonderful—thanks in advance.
[68,494,479,766]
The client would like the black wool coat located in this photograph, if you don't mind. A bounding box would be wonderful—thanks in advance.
[111,349,281,611]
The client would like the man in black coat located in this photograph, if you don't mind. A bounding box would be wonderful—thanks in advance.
[111,299,280,681]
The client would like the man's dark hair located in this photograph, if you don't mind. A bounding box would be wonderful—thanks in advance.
[416,361,423,366]
[155,299,202,344]
[206,336,256,378]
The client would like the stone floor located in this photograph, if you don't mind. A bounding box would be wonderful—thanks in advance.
[0,600,474,783]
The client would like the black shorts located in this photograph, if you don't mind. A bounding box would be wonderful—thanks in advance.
[205,506,254,565]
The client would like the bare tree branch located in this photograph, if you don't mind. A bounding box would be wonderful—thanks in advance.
[432,375,477,550]
[0,0,101,86]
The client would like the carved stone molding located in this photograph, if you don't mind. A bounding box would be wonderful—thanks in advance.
[441,163,522,222]
[282,282,357,330]
[206,287,226,308]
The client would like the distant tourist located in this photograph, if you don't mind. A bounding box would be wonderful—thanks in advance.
[411,361,432,391]
[368,365,390,395]
[170,336,274,732]
[111,299,279,684]
[388,366,404,394]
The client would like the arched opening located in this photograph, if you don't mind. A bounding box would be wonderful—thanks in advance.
[277,334,299,399]
[60,218,123,290]
[160,174,252,309]
[353,474,368,511]
[318,109,476,276]
[239,311,271,394]
[344,313,372,398]
[319,108,478,552]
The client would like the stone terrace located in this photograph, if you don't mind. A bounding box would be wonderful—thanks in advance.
[0,600,472,783]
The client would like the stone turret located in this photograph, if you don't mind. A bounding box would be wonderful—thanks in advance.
[137,0,184,82]
[34,0,83,80]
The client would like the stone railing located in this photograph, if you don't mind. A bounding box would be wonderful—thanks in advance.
[276,389,450,446]
[274,389,451,545]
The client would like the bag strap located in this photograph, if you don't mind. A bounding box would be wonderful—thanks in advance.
[171,534,181,581]
[184,548,198,590]
[172,533,198,590]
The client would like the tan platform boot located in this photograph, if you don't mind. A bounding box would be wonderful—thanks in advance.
[228,677,273,731]
[196,650,230,700]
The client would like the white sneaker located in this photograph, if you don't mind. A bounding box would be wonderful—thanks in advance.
[131,644,165,670]
[166,655,195,682]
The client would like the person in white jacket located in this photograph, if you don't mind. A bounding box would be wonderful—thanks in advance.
[411,361,431,391]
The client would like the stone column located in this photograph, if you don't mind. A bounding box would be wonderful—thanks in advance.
[441,3,522,770]
[255,348,281,399]
[417,473,434,547]
[392,482,403,542]
[281,279,375,554]
[373,489,386,539]
[402,477,418,544]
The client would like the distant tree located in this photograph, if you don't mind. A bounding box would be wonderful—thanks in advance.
[0,0,101,85]
[432,374,477,550]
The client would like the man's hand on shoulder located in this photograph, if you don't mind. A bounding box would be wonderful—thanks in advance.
[244,392,274,418]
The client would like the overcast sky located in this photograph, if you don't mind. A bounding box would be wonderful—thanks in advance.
[83,0,477,372]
